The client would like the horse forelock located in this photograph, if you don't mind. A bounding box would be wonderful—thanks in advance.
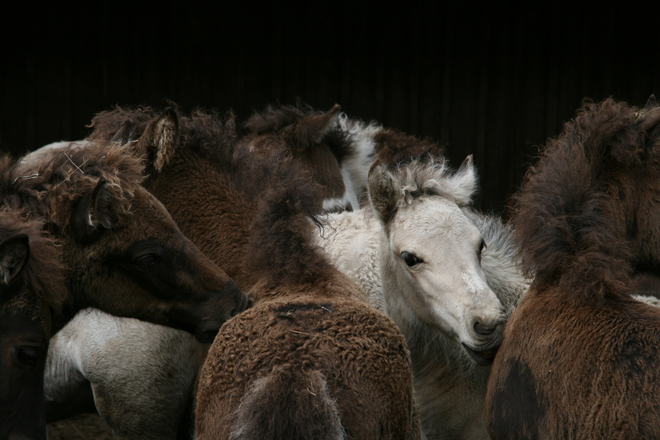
[395,158,470,208]
[0,210,66,317]
[10,142,145,230]
[511,98,649,299]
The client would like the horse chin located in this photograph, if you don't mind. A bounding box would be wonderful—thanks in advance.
[461,343,499,367]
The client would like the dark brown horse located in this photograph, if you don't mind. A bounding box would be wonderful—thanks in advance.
[10,141,248,340]
[485,97,660,439]
[0,206,66,440]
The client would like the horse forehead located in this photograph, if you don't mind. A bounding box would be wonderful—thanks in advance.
[392,198,479,241]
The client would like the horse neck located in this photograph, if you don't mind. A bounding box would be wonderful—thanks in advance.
[145,155,257,288]
[314,210,379,306]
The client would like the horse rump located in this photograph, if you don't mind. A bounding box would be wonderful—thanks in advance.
[228,366,344,440]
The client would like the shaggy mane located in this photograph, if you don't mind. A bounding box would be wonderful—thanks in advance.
[243,102,354,163]
[9,141,145,233]
[89,105,238,170]
[511,97,659,299]
[247,159,334,289]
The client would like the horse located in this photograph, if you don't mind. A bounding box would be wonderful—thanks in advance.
[484,97,660,440]
[315,156,528,440]
[0,205,67,440]
[194,157,419,439]
[9,140,247,340]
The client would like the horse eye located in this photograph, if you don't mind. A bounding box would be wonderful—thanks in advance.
[401,252,423,267]
[134,254,158,270]
[15,346,39,367]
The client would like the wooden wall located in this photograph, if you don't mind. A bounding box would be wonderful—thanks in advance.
[3,2,659,215]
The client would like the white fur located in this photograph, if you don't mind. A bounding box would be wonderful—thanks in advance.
[316,158,529,440]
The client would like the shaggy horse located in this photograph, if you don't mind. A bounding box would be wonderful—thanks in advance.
[11,141,247,339]
[485,97,660,440]
[316,157,527,440]
[194,165,419,439]
[0,206,66,440]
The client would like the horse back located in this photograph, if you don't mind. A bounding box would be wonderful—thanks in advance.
[195,297,419,440]
[486,288,660,440]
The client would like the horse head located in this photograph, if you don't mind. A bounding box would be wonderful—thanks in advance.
[13,143,249,342]
[369,156,506,366]
[0,210,65,440]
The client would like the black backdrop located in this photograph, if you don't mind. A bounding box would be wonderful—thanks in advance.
[3,2,660,214]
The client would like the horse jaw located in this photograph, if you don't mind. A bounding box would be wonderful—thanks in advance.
[381,198,506,364]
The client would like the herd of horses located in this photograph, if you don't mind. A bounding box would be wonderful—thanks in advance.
[1,96,659,439]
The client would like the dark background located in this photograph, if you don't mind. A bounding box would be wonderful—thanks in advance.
[3,2,659,215]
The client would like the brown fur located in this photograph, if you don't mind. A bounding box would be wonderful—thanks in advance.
[373,128,444,168]
[89,105,420,439]
[0,164,66,440]
[9,140,247,339]
[485,97,660,439]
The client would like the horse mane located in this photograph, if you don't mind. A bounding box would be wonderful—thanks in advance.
[0,209,66,316]
[89,105,239,171]
[374,128,444,167]
[511,97,657,300]
[8,141,145,233]
[246,158,335,290]
[243,102,354,162]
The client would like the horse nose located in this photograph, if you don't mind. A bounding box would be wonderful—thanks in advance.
[472,319,503,336]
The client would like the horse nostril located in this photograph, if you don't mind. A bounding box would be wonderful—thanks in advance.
[473,320,499,336]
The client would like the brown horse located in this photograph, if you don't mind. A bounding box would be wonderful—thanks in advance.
[9,141,248,340]
[485,97,660,439]
[85,105,419,439]
[0,205,66,440]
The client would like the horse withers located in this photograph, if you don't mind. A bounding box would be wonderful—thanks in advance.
[485,97,660,440]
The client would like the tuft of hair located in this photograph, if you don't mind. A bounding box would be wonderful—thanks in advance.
[374,127,445,168]
[395,156,477,207]
[89,105,238,170]
[246,160,332,289]
[228,367,345,440]
[8,140,145,233]
[243,102,354,163]
[510,97,659,299]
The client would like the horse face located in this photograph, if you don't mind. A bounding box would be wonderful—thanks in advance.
[0,311,49,440]
[0,236,49,440]
[385,197,506,365]
[65,183,249,343]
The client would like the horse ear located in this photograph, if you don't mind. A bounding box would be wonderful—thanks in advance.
[285,104,341,150]
[0,235,29,286]
[71,179,113,243]
[110,118,136,146]
[133,108,179,173]
[368,162,399,224]
[450,155,478,207]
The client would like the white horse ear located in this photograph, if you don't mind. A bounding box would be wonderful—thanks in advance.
[134,108,179,173]
[368,162,399,224]
[450,155,478,207]
[0,235,29,286]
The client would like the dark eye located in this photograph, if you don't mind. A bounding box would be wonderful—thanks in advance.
[401,252,423,267]
[134,254,158,270]
[15,346,39,367]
